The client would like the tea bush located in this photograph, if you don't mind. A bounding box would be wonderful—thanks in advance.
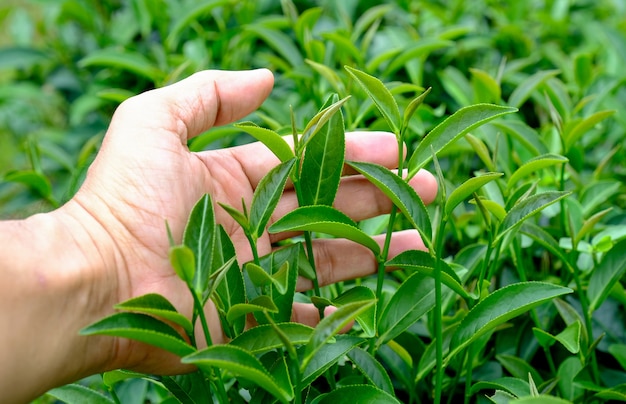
[2,0,626,403]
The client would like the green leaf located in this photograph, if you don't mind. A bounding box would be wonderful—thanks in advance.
[229,323,314,355]
[470,68,502,103]
[510,396,572,404]
[300,96,350,152]
[347,161,432,249]
[386,250,469,299]
[269,205,380,255]
[490,120,549,157]
[169,245,195,285]
[245,262,289,295]
[183,194,215,294]
[497,354,544,386]
[165,0,231,49]
[78,48,162,82]
[609,344,626,371]
[347,347,394,395]
[471,377,530,398]
[446,172,503,218]
[301,94,345,206]
[226,296,278,324]
[0,47,49,70]
[311,385,401,404]
[449,282,572,360]
[402,87,431,133]
[305,59,345,95]
[212,227,245,337]
[332,286,377,337]
[244,24,304,68]
[4,170,52,198]
[408,104,517,177]
[182,345,293,403]
[46,384,114,404]
[234,122,294,163]
[377,273,436,347]
[303,301,375,371]
[249,159,296,239]
[507,154,568,188]
[301,335,365,385]
[587,239,626,313]
[217,202,249,232]
[565,110,615,151]
[533,321,581,354]
[345,66,401,134]
[80,312,195,357]
[114,293,193,335]
[508,70,560,108]
[495,191,571,244]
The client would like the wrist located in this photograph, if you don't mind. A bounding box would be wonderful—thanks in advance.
[0,201,121,402]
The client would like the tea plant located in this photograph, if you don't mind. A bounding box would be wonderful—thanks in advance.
[2,0,625,403]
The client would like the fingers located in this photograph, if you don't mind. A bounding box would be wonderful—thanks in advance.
[105,69,274,147]
[291,304,353,333]
[295,230,425,291]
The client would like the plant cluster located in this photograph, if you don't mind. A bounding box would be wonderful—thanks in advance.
[2,0,625,403]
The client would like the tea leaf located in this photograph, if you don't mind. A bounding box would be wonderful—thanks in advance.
[234,122,294,163]
[182,345,293,403]
[490,120,549,157]
[229,323,314,355]
[386,250,469,299]
[564,110,615,151]
[471,377,530,398]
[332,286,377,337]
[533,321,581,354]
[183,194,215,294]
[402,87,431,133]
[302,335,365,385]
[345,66,401,134]
[495,191,571,244]
[303,301,375,370]
[269,205,381,255]
[377,273,436,347]
[80,313,195,357]
[608,344,626,371]
[311,384,401,404]
[300,96,350,152]
[510,396,573,404]
[347,161,432,249]
[245,24,304,68]
[408,104,517,177]
[169,245,195,285]
[226,296,278,324]
[301,94,345,206]
[384,39,454,77]
[508,70,560,108]
[212,227,245,337]
[446,172,503,218]
[46,384,114,404]
[249,159,296,239]
[165,0,231,49]
[587,239,626,313]
[449,283,572,360]
[78,48,162,82]
[4,170,52,199]
[114,293,193,335]
[470,68,502,103]
[347,347,394,394]
[507,154,568,188]
[218,202,249,232]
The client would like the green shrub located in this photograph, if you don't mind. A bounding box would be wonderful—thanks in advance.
[3,0,625,402]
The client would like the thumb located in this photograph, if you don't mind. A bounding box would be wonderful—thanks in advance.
[105,69,275,147]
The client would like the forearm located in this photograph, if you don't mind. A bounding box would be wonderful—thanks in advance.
[0,202,118,403]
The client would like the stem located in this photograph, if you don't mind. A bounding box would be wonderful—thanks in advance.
[433,214,447,404]
[192,291,228,403]
[377,207,398,298]
[463,346,475,404]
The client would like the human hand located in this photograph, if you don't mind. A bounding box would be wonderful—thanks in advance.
[60,69,438,376]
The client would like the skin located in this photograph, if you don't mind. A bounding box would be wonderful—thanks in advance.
[0,69,437,403]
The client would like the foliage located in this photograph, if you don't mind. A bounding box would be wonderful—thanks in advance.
[3,0,626,403]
